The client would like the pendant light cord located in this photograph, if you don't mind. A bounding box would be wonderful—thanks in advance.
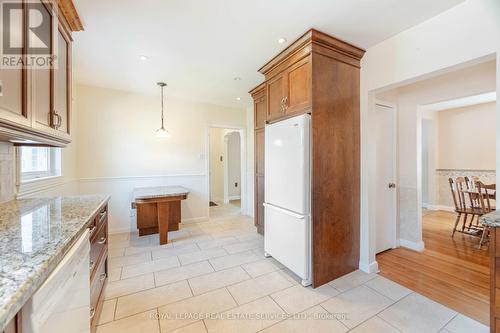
[161,85,165,128]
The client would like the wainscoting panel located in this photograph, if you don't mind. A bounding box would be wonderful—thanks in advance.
[79,175,209,234]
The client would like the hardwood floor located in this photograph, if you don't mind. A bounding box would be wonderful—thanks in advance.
[377,210,490,325]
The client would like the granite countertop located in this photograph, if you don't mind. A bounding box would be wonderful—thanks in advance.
[481,210,500,227]
[0,194,110,331]
[132,186,190,200]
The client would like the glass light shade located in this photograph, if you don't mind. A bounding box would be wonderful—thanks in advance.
[155,127,170,138]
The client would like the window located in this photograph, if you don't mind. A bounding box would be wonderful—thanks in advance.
[19,147,61,182]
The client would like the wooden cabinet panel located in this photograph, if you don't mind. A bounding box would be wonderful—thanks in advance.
[286,57,311,115]
[255,129,265,175]
[496,228,500,257]
[0,1,27,128]
[30,0,53,130]
[54,28,71,134]
[90,252,106,331]
[90,222,107,279]
[267,74,286,121]
[255,175,265,234]
[254,95,267,129]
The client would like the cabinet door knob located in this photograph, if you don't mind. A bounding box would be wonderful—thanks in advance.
[90,307,96,319]
[98,237,107,245]
[99,273,107,282]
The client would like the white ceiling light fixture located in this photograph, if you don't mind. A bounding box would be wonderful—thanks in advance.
[277,38,287,44]
[140,55,150,61]
[155,82,170,138]
[236,97,241,101]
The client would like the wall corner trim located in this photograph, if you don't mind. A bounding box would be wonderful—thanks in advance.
[399,239,425,252]
[359,260,379,274]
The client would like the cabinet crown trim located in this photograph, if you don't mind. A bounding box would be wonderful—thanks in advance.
[249,83,266,96]
[258,28,365,75]
[58,0,84,32]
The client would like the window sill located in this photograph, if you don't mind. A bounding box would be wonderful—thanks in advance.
[17,176,64,198]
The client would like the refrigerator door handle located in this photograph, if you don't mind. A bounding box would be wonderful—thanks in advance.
[263,203,305,219]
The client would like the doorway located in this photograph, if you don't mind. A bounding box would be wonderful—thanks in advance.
[372,58,496,325]
[208,127,244,217]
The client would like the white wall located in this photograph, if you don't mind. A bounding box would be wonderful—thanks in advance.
[226,131,241,199]
[360,0,500,273]
[76,85,247,233]
[209,127,225,202]
[423,102,496,208]
[438,102,496,170]
[245,107,254,217]
[421,114,437,205]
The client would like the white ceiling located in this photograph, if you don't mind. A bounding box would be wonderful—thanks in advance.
[421,92,497,112]
[72,0,465,108]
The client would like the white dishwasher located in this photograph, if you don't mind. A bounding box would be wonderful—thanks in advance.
[22,230,91,333]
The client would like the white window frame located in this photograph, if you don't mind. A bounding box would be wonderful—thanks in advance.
[16,147,63,197]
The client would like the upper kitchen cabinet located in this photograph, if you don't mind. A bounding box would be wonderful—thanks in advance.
[0,1,28,128]
[252,83,266,130]
[0,0,82,147]
[31,3,72,140]
[261,43,312,123]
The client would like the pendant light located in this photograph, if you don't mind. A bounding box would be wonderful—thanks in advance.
[155,82,170,138]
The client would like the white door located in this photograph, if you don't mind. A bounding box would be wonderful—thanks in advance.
[265,114,310,214]
[375,103,397,253]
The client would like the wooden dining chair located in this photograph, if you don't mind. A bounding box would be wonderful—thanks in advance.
[465,176,481,229]
[449,178,470,236]
[475,181,496,248]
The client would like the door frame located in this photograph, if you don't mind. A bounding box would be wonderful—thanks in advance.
[223,131,242,204]
[206,125,246,215]
[374,100,399,252]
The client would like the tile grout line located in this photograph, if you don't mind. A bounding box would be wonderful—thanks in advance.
[375,314,405,333]
[436,313,459,333]
[317,303,351,331]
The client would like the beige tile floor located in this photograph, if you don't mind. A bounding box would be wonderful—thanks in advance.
[97,209,489,333]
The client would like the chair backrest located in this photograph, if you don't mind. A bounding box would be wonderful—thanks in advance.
[475,181,496,214]
[448,178,461,212]
[465,176,480,190]
[454,177,469,211]
[465,176,481,208]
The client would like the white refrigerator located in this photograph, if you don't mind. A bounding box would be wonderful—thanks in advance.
[264,114,312,286]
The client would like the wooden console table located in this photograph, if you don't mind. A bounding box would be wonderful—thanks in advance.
[481,210,500,333]
[132,186,189,245]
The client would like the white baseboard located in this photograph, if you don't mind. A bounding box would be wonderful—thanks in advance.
[423,203,454,212]
[399,239,425,252]
[359,260,379,274]
[109,227,135,235]
[228,195,241,201]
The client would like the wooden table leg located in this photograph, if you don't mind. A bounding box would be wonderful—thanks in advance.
[157,202,170,245]
[169,200,181,232]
